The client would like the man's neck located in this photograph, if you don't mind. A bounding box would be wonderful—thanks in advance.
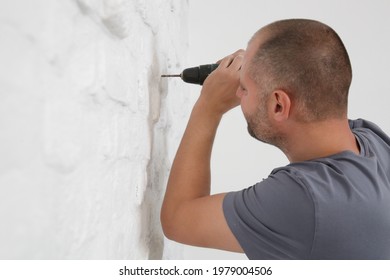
[283,119,360,163]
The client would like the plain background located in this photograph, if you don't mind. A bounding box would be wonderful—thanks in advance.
[182,0,390,259]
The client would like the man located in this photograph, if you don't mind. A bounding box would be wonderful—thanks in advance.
[160,19,390,259]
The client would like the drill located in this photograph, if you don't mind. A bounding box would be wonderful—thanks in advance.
[161,64,219,85]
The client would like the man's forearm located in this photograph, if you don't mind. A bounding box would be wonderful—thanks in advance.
[161,99,222,232]
[160,50,243,247]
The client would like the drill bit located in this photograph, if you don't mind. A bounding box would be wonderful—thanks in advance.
[161,74,181,77]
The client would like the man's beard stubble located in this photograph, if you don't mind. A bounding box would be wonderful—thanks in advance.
[245,104,285,149]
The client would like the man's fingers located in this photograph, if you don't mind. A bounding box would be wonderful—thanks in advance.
[230,54,244,71]
[217,49,245,68]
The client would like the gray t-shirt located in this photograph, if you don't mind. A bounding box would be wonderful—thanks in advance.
[223,119,390,259]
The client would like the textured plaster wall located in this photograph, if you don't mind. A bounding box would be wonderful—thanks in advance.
[0,0,191,259]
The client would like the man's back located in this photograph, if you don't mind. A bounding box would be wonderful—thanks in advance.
[223,119,390,259]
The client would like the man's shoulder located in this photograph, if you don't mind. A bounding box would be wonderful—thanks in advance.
[350,119,390,144]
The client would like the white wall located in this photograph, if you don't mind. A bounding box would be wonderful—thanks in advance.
[0,0,192,259]
[184,0,390,259]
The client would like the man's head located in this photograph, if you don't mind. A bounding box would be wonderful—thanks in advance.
[237,19,352,146]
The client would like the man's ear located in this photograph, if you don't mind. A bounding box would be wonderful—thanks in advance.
[268,90,291,121]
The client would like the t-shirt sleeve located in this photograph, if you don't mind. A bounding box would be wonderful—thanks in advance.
[223,169,315,259]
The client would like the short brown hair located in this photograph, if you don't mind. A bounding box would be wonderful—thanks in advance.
[249,19,352,121]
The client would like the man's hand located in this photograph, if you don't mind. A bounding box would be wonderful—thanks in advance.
[160,50,244,253]
[198,50,244,116]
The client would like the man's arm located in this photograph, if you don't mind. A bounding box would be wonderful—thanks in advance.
[160,50,244,252]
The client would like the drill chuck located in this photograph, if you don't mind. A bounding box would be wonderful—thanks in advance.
[161,63,219,85]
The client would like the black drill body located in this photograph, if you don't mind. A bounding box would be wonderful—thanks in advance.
[161,64,219,85]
